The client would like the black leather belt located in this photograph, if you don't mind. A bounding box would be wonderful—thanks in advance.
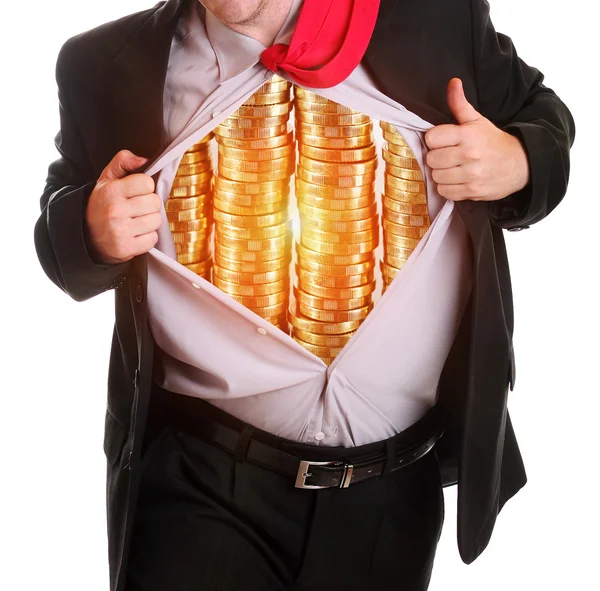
[155,385,445,490]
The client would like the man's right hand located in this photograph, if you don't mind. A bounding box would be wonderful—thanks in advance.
[85,150,163,265]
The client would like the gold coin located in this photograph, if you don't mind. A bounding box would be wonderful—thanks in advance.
[215,242,291,263]
[218,165,294,183]
[243,90,291,106]
[171,170,213,186]
[298,144,376,163]
[292,328,355,347]
[177,250,211,265]
[255,79,291,93]
[296,257,375,278]
[297,132,373,149]
[215,131,294,149]
[296,192,375,211]
[266,313,289,326]
[167,204,213,222]
[384,176,426,194]
[186,259,213,275]
[298,155,378,176]
[296,302,373,325]
[295,241,374,266]
[293,286,371,312]
[233,102,293,118]
[213,208,289,228]
[299,277,376,299]
[385,163,424,182]
[176,161,213,175]
[218,144,294,161]
[214,124,288,139]
[180,149,211,165]
[296,265,375,289]
[293,336,345,357]
[220,115,290,129]
[382,148,421,169]
[288,305,362,335]
[299,214,378,233]
[213,276,288,297]
[294,99,358,115]
[216,219,292,240]
[382,195,428,215]
[175,241,211,255]
[295,112,371,126]
[297,168,376,188]
[215,231,291,251]
[295,178,374,199]
[384,253,409,269]
[215,175,289,195]
[301,226,379,245]
[382,219,429,239]
[165,194,212,211]
[380,260,402,283]
[383,244,414,260]
[382,208,429,227]
[169,182,213,197]
[214,253,290,274]
[214,188,288,206]
[296,121,372,138]
[386,142,417,158]
[301,235,378,256]
[384,234,421,250]
[228,289,289,308]
[172,228,212,244]
[219,156,294,173]
[213,197,288,216]
[250,300,289,318]
[293,88,331,103]
[213,264,289,285]
[169,217,213,232]
[380,122,408,141]
[297,201,378,222]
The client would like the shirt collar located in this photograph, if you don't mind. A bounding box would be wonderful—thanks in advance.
[203,0,303,84]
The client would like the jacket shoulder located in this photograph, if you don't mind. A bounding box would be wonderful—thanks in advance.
[55,2,164,82]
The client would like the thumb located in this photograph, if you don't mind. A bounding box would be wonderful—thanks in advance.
[101,150,148,181]
[447,78,481,124]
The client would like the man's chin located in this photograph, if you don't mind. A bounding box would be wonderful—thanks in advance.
[199,0,265,27]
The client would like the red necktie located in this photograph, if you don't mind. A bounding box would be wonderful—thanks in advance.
[260,0,380,89]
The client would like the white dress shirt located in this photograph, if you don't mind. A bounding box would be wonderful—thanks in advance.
[141,0,474,447]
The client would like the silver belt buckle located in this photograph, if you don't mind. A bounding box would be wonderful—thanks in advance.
[295,460,354,489]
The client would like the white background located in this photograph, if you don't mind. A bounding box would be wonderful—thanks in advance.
[1,1,598,589]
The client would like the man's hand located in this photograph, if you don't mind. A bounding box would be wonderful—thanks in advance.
[85,150,162,265]
[424,77,530,202]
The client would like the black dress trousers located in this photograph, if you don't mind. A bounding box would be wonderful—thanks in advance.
[125,383,445,591]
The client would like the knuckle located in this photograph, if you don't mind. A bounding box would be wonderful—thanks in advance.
[105,202,121,220]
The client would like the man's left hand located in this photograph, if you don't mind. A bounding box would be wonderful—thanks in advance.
[424,77,530,202]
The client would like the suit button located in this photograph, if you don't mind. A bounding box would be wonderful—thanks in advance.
[135,284,144,302]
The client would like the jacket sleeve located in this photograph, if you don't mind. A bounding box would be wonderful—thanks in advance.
[34,44,131,303]
[469,0,576,231]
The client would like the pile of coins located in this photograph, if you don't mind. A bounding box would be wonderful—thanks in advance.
[166,133,214,280]
[290,88,379,365]
[380,122,430,293]
[212,76,294,331]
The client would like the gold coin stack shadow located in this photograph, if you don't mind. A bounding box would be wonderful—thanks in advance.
[379,122,431,294]
[212,76,295,332]
[166,132,215,280]
[290,87,380,366]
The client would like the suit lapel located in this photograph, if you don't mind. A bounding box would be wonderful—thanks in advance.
[110,0,187,164]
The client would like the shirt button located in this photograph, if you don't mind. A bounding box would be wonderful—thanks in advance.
[314,432,325,441]
[191,282,201,289]
[257,327,267,335]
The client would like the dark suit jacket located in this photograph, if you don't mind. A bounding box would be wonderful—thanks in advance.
[33,1,575,589]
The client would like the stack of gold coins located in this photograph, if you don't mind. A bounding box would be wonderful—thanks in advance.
[166,133,214,280]
[380,122,430,293]
[290,87,379,365]
[212,76,294,331]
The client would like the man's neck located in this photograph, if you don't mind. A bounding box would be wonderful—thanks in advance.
[214,0,294,47]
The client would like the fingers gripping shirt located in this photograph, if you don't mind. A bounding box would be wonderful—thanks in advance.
[141,2,473,447]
